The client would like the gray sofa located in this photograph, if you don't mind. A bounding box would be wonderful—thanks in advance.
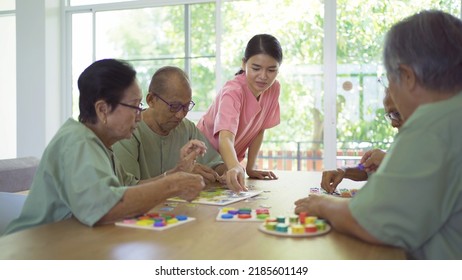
[0,157,40,193]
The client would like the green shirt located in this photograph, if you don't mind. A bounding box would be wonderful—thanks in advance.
[3,119,137,235]
[350,92,462,259]
[113,119,224,180]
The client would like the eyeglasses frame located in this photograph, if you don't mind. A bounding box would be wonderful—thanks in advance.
[118,102,146,115]
[377,76,389,89]
[384,111,401,123]
[153,93,195,113]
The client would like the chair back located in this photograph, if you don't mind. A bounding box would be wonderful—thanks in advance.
[0,192,27,234]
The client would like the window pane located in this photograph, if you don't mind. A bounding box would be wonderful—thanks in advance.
[0,15,16,159]
[95,6,185,96]
[69,2,218,119]
[72,12,94,120]
[190,3,216,111]
[0,0,14,10]
[70,0,134,6]
[336,0,461,167]
[222,0,324,171]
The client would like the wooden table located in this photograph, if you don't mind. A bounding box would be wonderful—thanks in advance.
[0,171,406,260]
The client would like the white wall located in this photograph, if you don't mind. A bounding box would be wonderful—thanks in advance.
[0,14,16,160]
[16,0,62,159]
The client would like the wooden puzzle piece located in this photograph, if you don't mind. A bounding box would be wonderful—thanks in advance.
[216,207,270,222]
[309,187,359,198]
[115,212,195,231]
[258,212,331,237]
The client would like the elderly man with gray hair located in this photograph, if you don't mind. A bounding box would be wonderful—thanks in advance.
[294,10,462,259]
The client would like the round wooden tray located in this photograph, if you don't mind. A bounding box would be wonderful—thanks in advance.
[258,223,331,237]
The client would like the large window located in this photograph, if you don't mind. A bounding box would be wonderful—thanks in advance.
[69,2,216,120]
[335,0,460,168]
[64,0,461,171]
[0,1,16,160]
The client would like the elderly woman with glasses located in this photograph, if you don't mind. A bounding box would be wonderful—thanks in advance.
[3,59,206,236]
[113,66,227,185]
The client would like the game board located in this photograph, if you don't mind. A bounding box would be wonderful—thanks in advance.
[168,187,263,206]
[216,207,271,222]
[309,186,358,198]
[115,212,195,231]
[258,212,331,237]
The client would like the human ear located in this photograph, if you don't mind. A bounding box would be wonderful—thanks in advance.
[399,64,417,92]
[146,92,156,107]
[94,100,109,124]
[241,58,247,71]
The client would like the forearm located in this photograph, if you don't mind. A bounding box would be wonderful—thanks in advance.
[317,196,383,244]
[97,177,177,224]
[246,130,264,171]
[218,131,241,169]
[213,163,227,176]
[343,168,368,181]
[138,174,163,184]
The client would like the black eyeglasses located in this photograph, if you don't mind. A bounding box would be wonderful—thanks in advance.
[153,93,195,113]
[384,111,401,123]
[118,102,146,115]
[377,75,389,89]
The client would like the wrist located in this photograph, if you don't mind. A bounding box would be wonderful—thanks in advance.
[163,174,180,196]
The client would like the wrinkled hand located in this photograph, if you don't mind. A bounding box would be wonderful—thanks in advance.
[216,172,227,185]
[180,139,207,159]
[174,140,208,173]
[360,149,386,173]
[246,169,278,180]
[175,149,199,173]
[320,169,345,194]
[294,194,323,215]
[225,166,247,193]
[172,172,205,202]
[192,163,220,185]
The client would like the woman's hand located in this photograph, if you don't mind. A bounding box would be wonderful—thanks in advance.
[246,169,278,180]
[225,165,248,193]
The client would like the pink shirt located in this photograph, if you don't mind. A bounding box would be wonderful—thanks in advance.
[197,73,280,162]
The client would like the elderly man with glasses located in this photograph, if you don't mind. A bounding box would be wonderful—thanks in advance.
[320,86,404,193]
[113,66,226,185]
[296,10,462,259]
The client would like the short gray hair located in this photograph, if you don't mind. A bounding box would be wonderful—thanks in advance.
[148,66,191,97]
[383,10,462,92]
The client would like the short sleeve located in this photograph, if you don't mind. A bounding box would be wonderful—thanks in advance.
[349,129,447,249]
[213,90,242,136]
[187,120,224,169]
[112,133,142,180]
[62,140,127,226]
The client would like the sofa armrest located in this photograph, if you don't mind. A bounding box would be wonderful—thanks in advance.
[0,157,40,193]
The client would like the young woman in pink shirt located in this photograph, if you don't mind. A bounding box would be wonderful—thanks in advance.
[197,34,283,192]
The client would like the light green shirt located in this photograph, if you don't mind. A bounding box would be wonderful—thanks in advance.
[113,119,224,180]
[3,119,137,235]
[350,92,462,259]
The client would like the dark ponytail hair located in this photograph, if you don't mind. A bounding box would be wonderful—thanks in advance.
[235,34,283,75]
